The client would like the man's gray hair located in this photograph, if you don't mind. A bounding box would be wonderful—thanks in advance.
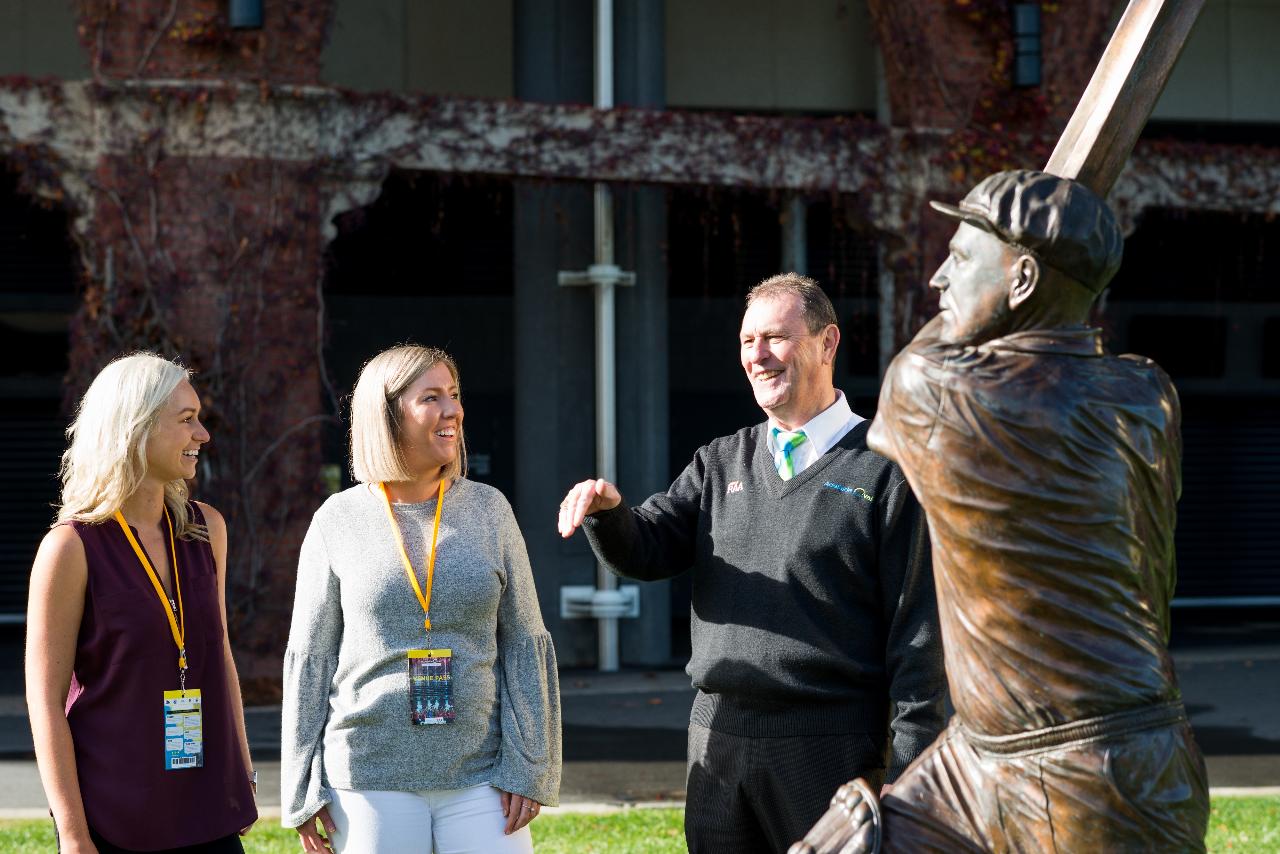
[746,273,838,334]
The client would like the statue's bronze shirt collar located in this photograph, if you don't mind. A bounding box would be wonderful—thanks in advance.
[981,326,1104,358]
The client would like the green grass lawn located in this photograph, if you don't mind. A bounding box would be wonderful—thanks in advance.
[0,797,1274,853]
[1205,796,1280,854]
[0,810,688,854]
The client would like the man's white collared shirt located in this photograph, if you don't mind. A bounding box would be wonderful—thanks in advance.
[767,391,865,478]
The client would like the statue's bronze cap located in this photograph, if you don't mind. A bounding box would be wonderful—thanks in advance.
[930,170,1123,292]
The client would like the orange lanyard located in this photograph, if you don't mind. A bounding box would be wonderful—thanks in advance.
[379,480,445,634]
[113,507,187,681]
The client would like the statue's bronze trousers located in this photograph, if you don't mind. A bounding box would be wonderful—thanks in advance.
[881,702,1208,853]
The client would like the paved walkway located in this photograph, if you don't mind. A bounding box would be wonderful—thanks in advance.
[2,623,1278,818]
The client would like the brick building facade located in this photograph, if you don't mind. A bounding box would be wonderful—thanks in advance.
[2,0,1278,689]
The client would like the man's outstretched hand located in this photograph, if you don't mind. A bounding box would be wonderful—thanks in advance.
[558,478,621,538]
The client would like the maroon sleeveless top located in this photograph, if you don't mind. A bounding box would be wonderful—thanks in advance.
[66,504,256,850]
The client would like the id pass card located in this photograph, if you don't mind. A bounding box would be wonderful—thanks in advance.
[408,649,455,725]
[162,689,204,770]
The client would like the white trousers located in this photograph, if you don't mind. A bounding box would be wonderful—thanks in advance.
[328,784,535,854]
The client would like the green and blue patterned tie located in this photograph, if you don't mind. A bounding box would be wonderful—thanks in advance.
[771,427,808,481]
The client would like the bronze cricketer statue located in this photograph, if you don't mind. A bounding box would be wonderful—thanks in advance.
[790,1,1212,851]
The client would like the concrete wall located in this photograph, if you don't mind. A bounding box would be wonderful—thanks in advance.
[666,0,877,112]
[323,0,513,97]
[1154,0,1280,122]
[0,1,88,78]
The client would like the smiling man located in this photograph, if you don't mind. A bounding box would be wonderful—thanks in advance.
[557,274,945,854]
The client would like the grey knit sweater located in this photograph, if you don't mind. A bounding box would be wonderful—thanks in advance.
[280,479,561,828]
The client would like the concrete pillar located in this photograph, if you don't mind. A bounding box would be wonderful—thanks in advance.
[612,0,672,667]
[513,0,599,666]
[782,194,808,276]
[514,0,674,668]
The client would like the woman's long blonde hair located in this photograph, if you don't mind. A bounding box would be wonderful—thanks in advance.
[57,352,207,540]
[350,346,468,485]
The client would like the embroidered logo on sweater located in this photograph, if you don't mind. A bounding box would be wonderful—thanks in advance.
[824,481,873,501]
[726,480,744,495]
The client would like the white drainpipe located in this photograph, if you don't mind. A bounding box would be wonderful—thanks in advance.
[556,0,638,672]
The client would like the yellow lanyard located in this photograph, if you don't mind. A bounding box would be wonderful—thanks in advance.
[113,507,187,680]
[379,480,445,634]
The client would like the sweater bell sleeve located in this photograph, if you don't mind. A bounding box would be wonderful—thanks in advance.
[489,501,562,806]
[280,514,344,828]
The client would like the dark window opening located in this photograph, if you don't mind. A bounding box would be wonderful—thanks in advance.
[667,186,783,473]
[323,171,516,499]
[1110,208,1280,303]
[1105,206,1280,601]
[806,198,880,381]
[1143,119,1280,148]
[1126,315,1226,379]
[0,169,80,300]
[667,187,781,298]
[805,198,879,300]
[842,311,879,378]
[0,316,70,375]
[0,165,77,619]
[1176,397,1280,599]
[1263,318,1280,379]
[0,399,66,615]
[327,171,514,298]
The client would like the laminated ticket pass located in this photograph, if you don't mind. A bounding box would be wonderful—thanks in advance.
[408,649,456,725]
[162,689,204,770]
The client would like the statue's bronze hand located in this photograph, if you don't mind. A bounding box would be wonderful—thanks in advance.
[788,778,881,854]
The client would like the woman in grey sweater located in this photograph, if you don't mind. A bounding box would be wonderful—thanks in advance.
[282,346,560,853]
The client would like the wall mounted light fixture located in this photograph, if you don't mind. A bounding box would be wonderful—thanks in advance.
[229,0,264,29]
[1013,3,1042,87]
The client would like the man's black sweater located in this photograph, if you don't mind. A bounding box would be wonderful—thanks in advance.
[582,420,946,779]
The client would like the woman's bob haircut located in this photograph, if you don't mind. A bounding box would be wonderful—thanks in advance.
[350,345,467,485]
[58,352,206,540]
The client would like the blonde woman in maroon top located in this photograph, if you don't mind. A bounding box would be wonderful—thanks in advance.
[26,353,257,853]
